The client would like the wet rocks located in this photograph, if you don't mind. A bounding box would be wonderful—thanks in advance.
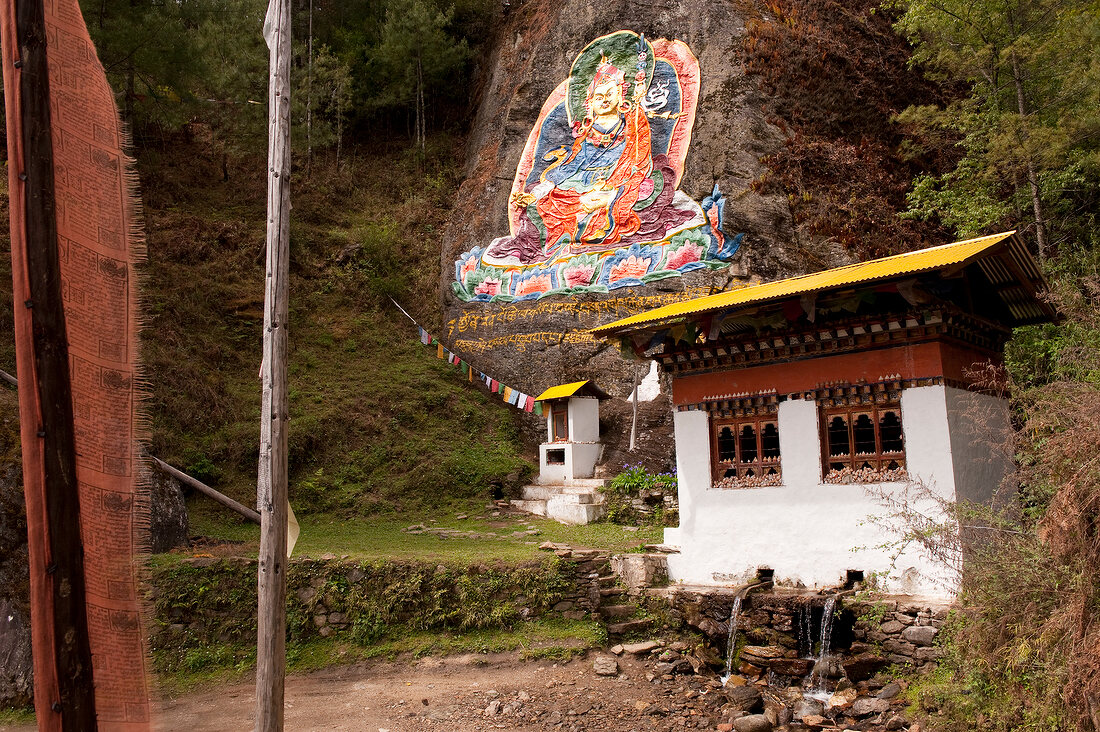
[724,684,763,713]
[793,697,823,720]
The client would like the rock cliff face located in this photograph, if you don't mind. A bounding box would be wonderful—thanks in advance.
[441,0,801,402]
[439,0,939,461]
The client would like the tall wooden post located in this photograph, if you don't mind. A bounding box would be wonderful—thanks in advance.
[256,0,291,729]
[1,0,97,728]
[629,365,639,452]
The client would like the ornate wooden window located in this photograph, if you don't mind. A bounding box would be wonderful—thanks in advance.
[711,414,781,485]
[821,401,906,478]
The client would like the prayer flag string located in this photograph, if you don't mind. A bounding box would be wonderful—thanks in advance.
[393,299,544,415]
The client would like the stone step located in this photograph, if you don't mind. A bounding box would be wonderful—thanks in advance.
[599,604,637,620]
[521,485,607,501]
[534,476,608,489]
[520,485,560,501]
[599,586,627,598]
[606,618,653,637]
[597,574,619,587]
[544,499,606,525]
[509,499,547,517]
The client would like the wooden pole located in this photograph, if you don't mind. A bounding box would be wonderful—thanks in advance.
[152,457,261,524]
[629,365,639,452]
[256,0,291,729]
[2,0,97,727]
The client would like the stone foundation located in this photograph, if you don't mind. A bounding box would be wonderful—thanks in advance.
[659,586,949,675]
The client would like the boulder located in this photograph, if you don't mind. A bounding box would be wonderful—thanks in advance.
[724,684,763,713]
[901,625,939,646]
[145,461,189,553]
[811,654,845,679]
[654,659,694,675]
[593,656,619,676]
[739,645,789,665]
[827,687,858,711]
[439,0,802,405]
[842,652,889,682]
[0,461,32,708]
[851,696,891,716]
[879,620,906,634]
[766,657,814,676]
[0,598,32,708]
[876,681,903,700]
[622,641,660,655]
[793,698,823,720]
[732,714,774,732]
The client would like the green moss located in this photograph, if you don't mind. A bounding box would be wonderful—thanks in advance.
[149,554,586,677]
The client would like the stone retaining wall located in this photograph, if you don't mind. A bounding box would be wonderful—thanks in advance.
[153,547,614,654]
[661,586,949,676]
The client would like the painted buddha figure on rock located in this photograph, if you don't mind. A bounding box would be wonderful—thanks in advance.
[455,31,741,302]
[488,58,693,264]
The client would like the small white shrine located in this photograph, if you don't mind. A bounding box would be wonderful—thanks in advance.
[510,381,610,524]
[534,380,609,481]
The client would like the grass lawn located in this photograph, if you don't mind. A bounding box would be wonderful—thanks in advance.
[182,499,665,564]
[153,617,605,695]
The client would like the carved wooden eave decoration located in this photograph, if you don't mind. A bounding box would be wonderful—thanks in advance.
[591,232,1058,360]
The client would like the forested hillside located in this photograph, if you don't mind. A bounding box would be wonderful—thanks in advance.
[0,0,1098,727]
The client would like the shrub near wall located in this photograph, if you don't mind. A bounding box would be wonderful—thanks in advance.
[150,556,573,670]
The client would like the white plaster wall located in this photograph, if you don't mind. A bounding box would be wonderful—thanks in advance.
[570,398,600,443]
[538,444,568,483]
[900,385,956,501]
[664,387,964,599]
[945,387,1010,505]
[570,443,602,479]
[777,399,820,486]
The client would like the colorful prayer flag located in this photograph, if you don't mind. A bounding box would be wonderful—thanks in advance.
[534,401,544,416]
[523,396,534,412]
[436,343,444,359]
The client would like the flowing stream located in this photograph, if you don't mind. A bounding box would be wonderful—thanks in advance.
[807,594,839,699]
[719,593,744,685]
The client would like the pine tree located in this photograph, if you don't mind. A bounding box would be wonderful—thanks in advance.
[891,0,1100,259]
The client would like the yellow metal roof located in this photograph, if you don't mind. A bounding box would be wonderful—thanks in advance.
[592,232,1025,336]
[534,381,592,401]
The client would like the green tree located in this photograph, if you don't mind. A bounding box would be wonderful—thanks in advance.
[82,0,203,130]
[370,0,469,149]
[82,0,270,142]
[294,44,352,172]
[891,0,1100,259]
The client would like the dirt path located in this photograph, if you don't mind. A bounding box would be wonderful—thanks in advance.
[1,651,723,732]
[150,651,726,731]
[2,648,916,731]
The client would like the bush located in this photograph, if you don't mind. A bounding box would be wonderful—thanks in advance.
[601,465,677,526]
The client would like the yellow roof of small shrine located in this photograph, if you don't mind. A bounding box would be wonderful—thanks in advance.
[534,380,609,401]
[592,231,1053,336]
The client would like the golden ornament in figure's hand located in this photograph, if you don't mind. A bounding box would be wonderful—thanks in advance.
[580,188,615,213]
[510,191,536,209]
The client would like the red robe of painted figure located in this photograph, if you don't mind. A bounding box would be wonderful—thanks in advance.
[535,100,653,255]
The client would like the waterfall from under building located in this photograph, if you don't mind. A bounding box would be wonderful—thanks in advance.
[719,593,744,685]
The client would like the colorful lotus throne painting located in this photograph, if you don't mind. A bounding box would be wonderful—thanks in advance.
[453,31,743,303]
